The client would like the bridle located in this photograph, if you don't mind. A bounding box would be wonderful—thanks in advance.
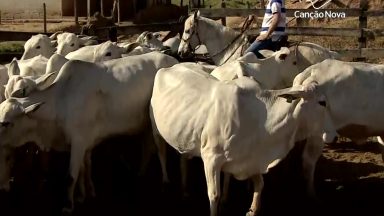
[181,16,203,56]
[182,15,254,65]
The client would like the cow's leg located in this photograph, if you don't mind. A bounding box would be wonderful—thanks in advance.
[153,133,169,184]
[76,166,86,203]
[139,130,155,178]
[84,150,96,198]
[202,154,223,216]
[62,144,86,214]
[220,173,231,204]
[0,147,14,192]
[180,155,189,198]
[302,136,324,198]
[246,174,264,216]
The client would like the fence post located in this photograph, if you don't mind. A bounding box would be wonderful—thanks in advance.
[117,0,120,24]
[74,0,78,25]
[100,0,104,16]
[87,0,91,20]
[0,10,2,25]
[43,3,47,34]
[260,0,265,9]
[357,0,368,61]
[221,0,226,26]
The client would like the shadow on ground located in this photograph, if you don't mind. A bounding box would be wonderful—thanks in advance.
[0,137,383,216]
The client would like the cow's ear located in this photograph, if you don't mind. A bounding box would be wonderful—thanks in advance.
[51,40,57,47]
[275,47,290,62]
[10,88,26,98]
[277,81,319,102]
[276,85,306,102]
[35,72,57,91]
[79,36,98,45]
[49,31,63,40]
[8,58,20,77]
[197,10,201,17]
[24,102,44,114]
[277,90,303,103]
[124,42,140,53]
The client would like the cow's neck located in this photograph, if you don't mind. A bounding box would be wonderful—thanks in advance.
[198,17,247,65]
[261,91,302,137]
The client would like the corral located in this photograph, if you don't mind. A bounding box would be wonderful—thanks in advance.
[0,0,383,216]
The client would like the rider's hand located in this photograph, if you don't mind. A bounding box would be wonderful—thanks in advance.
[256,34,269,41]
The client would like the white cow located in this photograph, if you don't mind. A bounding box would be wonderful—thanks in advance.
[3,54,67,100]
[178,45,336,200]
[0,51,178,212]
[150,64,327,216]
[21,33,59,60]
[56,32,98,56]
[65,41,127,62]
[211,44,339,85]
[6,55,48,77]
[292,59,384,160]
[21,32,97,60]
[0,56,49,102]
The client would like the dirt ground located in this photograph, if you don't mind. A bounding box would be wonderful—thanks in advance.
[0,135,382,216]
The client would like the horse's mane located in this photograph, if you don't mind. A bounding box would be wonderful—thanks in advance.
[197,16,241,40]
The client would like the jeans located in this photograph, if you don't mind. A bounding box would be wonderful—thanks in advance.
[245,35,287,59]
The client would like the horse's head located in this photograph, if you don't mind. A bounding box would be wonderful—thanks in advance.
[178,10,202,58]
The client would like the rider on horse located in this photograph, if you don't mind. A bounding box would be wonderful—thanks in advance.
[245,0,288,58]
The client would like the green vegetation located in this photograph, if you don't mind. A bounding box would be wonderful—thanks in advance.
[0,41,25,53]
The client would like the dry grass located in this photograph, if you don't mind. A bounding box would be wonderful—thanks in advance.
[0,21,82,33]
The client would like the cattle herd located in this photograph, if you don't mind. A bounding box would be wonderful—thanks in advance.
[0,11,383,216]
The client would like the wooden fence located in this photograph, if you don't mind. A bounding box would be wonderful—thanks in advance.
[196,0,384,59]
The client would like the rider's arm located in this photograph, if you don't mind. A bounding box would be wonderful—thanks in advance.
[265,12,280,38]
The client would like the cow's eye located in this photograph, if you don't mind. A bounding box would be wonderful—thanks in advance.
[184,30,190,34]
[105,52,111,57]
[36,45,41,49]
[70,43,75,47]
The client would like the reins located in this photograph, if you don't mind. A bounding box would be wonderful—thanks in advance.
[210,15,255,65]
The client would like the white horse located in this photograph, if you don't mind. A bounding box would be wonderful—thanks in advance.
[178,11,339,66]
